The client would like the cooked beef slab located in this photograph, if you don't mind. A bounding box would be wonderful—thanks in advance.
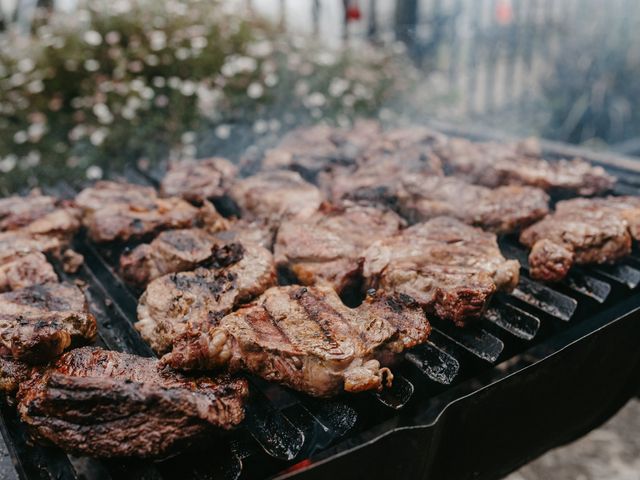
[136,242,276,354]
[321,127,445,204]
[121,228,220,287]
[520,196,640,282]
[397,175,550,234]
[17,347,248,458]
[163,285,430,397]
[0,282,97,363]
[76,181,201,242]
[0,357,32,393]
[436,137,615,195]
[363,217,520,326]
[211,219,275,251]
[262,121,381,177]
[0,252,58,292]
[228,171,323,223]
[160,157,238,203]
[275,203,404,293]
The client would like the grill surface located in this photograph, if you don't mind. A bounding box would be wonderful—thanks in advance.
[3,125,640,480]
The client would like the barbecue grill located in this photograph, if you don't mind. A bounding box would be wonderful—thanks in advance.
[2,123,640,480]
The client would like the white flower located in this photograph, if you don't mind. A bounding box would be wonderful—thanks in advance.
[83,30,102,46]
[168,76,181,89]
[175,48,190,61]
[145,55,159,66]
[86,165,103,180]
[215,124,231,139]
[190,36,207,50]
[269,119,281,132]
[27,123,46,142]
[304,92,326,108]
[247,82,264,99]
[130,79,145,92]
[181,131,196,144]
[154,95,169,107]
[152,76,166,88]
[105,31,121,45]
[68,125,87,141]
[253,120,268,134]
[221,56,257,77]
[13,131,27,144]
[25,151,40,167]
[93,103,114,124]
[84,59,100,72]
[10,73,26,87]
[17,59,35,73]
[180,80,196,96]
[90,128,108,146]
[140,87,155,100]
[315,51,336,66]
[247,40,272,58]
[149,30,167,51]
[329,78,349,97]
[0,155,17,173]
[264,73,278,87]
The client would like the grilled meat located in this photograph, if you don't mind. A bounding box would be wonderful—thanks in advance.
[136,242,276,354]
[0,282,97,363]
[275,203,404,294]
[437,137,615,195]
[0,357,32,393]
[228,170,323,223]
[0,252,57,292]
[76,181,201,242]
[520,196,640,282]
[262,121,381,178]
[121,228,220,287]
[17,347,248,458]
[211,219,275,250]
[397,175,550,234]
[160,157,238,203]
[363,217,520,326]
[162,285,430,397]
[321,127,445,205]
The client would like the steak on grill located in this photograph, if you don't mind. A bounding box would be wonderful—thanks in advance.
[0,252,58,292]
[520,196,640,282]
[228,170,323,223]
[76,181,202,242]
[363,217,520,326]
[397,175,550,234]
[275,203,404,294]
[160,157,238,203]
[321,127,445,205]
[136,242,276,354]
[0,282,97,363]
[262,121,381,179]
[162,284,430,397]
[17,347,248,458]
[437,137,615,195]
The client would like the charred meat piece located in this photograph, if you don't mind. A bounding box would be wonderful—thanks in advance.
[262,121,381,178]
[228,171,323,223]
[0,357,32,394]
[121,228,219,287]
[275,203,404,294]
[0,252,58,292]
[520,196,640,282]
[136,243,276,354]
[162,285,430,397]
[437,137,615,195]
[211,219,275,251]
[76,181,201,242]
[397,175,549,234]
[0,282,97,363]
[160,157,238,203]
[363,217,520,326]
[17,347,248,458]
[321,127,445,205]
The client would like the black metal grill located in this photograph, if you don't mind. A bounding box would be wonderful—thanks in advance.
[3,126,640,480]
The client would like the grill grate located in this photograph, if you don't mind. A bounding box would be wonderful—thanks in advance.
[3,136,640,480]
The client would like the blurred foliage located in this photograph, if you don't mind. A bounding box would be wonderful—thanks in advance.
[542,31,640,147]
[0,0,415,192]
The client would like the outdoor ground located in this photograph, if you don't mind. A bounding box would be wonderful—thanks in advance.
[0,399,638,479]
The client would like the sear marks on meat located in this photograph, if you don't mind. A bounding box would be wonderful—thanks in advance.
[321,127,445,205]
[228,170,323,224]
[162,285,430,397]
[274,203,404,294]
[520,196,640,282]
[0,357,32,394]
[17,347,248,458]
[0,282,97,363]
[211,219,276,251]
[136,243,276,354]
[436,137,615,195]
[363,217,520,326]
[160,157,238,203]
[76,181,202,243]
[397,175,550,234]
[0,252,58,292]
[262,121,381,178]
[120,228,220,287]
